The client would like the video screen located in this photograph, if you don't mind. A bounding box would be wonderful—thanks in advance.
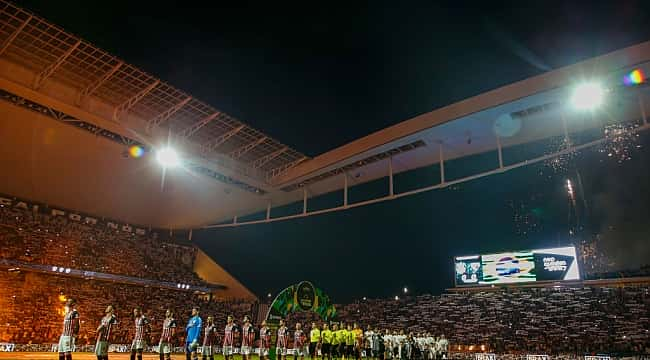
[455,255,482,285]
[480,251,536,284]
[533,247,580,281]
[454,246,580,286]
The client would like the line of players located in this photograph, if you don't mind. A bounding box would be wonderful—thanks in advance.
[58,299,449,360]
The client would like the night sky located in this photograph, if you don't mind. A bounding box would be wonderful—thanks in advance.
[20,0,650,302]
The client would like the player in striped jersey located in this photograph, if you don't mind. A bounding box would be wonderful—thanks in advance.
[277,319,289,360]
[222,315,238,360]
[95,305,117,360]
[294,322,308,360]
[158,309,177,360]
[186,307,202,360]
[258,320,272,360]
[130,307,150,360]
[58,298,79,360]
[240,315,255,360]
[201,316,217,360]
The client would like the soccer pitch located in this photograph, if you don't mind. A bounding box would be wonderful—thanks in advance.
[0,354,289,360]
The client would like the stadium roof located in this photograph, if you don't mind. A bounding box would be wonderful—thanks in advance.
[1,0,650,229]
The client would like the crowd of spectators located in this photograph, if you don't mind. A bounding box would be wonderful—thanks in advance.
[0,205,204,285]
[0,271,251,346]
[1,204,649,355]
[1,269,647,355]
[1,273,648,355]
[289,287,650,355]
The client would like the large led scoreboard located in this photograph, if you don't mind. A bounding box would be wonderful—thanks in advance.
[454,246,580,286]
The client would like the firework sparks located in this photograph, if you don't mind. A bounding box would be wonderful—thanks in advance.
[599,123,641,163]
[541,137,578,175]
[566,179,576,204]
[509,199,542,237]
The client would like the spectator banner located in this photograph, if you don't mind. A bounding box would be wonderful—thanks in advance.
[265,281,336,360]
[455,247,580,286]
[0,193,149,236]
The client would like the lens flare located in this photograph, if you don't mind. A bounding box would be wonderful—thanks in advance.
[570,82,604,110]
[156,147,180,168]
[623,69,645,86]
[128,145,145,158]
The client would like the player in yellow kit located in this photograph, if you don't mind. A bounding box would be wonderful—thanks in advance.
[337,324,348,360]
[309,322,321,360]
[345,324,355,360]
[331,324,340,360]
[321,323,333,360]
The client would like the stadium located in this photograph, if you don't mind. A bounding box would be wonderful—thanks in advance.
[1,1,649,360]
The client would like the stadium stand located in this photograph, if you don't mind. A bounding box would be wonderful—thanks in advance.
[0,273,648,354]
[289,286,650,355]
[1,204,649,355]
[0,271,250,347]
[0,205,205,286]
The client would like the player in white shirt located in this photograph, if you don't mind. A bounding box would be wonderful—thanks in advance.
[383,332,393,360]
[364,326,374,360]
[395,330,406,359]
[436,335,448,360]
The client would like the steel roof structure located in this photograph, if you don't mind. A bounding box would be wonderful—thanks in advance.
[0,0,307,184]
[2,0,650,229]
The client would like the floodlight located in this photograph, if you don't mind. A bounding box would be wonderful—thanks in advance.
[570,82,604,110]
[156,147,180,168]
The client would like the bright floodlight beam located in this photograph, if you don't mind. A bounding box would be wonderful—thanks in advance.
[156,147,180,168]
[570,82,605,110]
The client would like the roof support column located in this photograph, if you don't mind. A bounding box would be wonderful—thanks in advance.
[0,15,32,57]
[113,80,159,122]
[303,188,308,215]
[343,173,349,208]
[34,39,81,90]
[561,111,570,140]
[496,134,504,169]
[266,202,272,221]
[76,60,123,105]
[388,156,394,197]
[439,142,445,185]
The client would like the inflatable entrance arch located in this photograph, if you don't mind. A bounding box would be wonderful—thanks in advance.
[264,281,336,359]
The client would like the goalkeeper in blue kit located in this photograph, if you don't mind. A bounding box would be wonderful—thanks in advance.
[186,307,203,360]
